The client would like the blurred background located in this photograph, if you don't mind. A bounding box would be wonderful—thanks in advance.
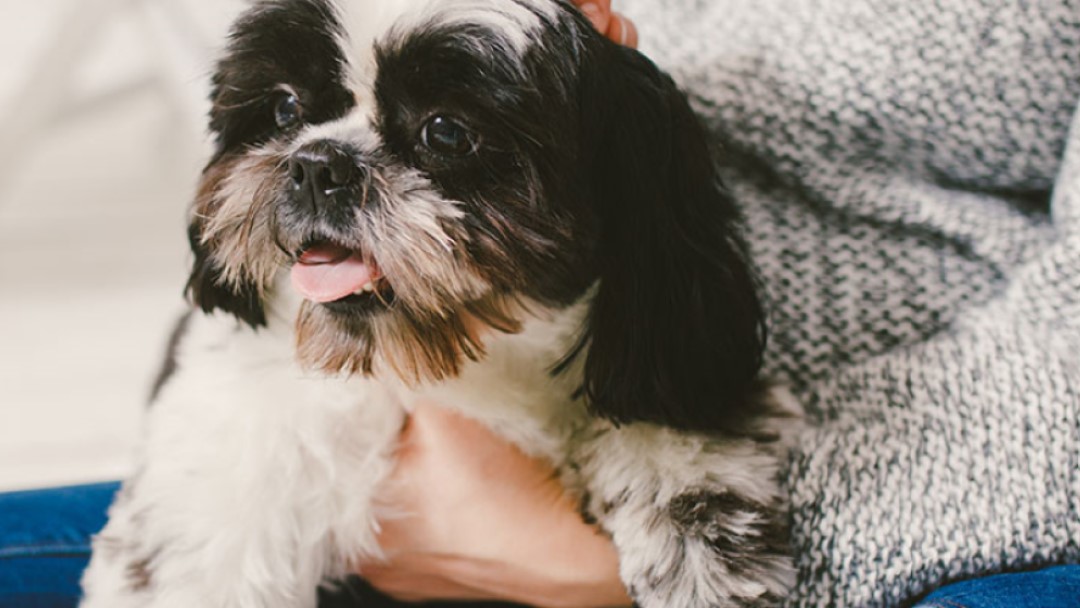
[0,0,244,490]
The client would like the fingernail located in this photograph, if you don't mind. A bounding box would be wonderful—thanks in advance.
[580,2,604,30]
[618,15,639,48]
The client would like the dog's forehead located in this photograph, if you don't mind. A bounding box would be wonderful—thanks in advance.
[329,0,562,88]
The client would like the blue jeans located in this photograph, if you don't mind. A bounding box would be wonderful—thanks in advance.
[0,483,116,608]
[915,566,1080,608]
[0,484,1077,607]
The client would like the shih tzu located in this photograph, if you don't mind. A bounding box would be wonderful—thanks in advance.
[80,0,800,606]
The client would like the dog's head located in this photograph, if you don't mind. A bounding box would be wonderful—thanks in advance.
[189,0,765,432]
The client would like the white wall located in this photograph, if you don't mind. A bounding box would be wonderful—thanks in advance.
[0,0,243,490]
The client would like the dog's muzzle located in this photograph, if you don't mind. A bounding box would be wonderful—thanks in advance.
[284,140,392,311]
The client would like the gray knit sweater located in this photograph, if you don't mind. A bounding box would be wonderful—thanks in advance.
[617,0,1080,605]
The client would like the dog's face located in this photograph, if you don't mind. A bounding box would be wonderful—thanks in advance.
[189,0,768,432]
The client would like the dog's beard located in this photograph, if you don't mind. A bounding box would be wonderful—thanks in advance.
[295,295,523,381]
[195,145,527,383]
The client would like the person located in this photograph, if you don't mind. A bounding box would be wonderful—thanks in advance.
[2,1,1078,607]
[355,0,1080,606]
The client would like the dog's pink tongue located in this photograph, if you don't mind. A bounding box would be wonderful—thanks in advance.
[291,244,374,303]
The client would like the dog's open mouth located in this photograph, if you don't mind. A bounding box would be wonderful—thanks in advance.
[290,241,395,312]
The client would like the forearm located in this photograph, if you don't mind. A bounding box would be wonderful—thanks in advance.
[418,524,631,608]
[358,404,632,608]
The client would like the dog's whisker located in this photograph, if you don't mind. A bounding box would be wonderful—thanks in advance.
[359,167,374,208]
[238,200,260,247]
[372,283,393,309]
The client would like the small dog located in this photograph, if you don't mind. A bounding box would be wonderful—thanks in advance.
[80,1,799,606]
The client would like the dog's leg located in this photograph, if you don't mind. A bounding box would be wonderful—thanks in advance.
[79,315,403,608]
[570,390,802,608]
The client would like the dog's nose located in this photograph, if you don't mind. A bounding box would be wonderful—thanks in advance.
[288,141,362,212]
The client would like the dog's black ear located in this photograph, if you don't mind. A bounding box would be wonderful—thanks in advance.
[579,45,766,433]
[185,220,266,329]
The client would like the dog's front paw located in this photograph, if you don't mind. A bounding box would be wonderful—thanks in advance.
[572,413,800,608]
[609,489,794,608]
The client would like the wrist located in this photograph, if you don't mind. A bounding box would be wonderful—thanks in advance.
[450,552,631,608]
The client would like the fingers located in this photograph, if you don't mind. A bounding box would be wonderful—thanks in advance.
[607,12,638,48]
[574,0,637,48]
[576,0,611,33]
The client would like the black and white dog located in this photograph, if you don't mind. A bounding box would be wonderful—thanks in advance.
[81,1,799,606]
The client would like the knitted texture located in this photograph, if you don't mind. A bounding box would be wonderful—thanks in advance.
[618,0,1080,605]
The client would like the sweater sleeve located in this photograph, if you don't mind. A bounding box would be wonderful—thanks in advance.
[616,0,1080,605]
[784,75,1080,608]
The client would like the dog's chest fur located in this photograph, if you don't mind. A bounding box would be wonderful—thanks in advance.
[87,293,590,608]
[158,285,591,474]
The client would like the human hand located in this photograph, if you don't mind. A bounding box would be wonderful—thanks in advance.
[357,402,632,608]
[573,0,638,48]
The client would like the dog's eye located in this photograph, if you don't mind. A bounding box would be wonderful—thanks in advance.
[421,116,478,157]
[274,93,303,130]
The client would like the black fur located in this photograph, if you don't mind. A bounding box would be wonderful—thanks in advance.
[193,0,767,433]
[372,9,768,430]
[148,311,194,402]
[577,40,768,433]
[373,10,599,308]
[207,0,353,159]
[186,222,267,328]
[186,0,354,325]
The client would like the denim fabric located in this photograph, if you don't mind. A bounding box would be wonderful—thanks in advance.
[916,566,1080,608]
[0,483,118,608]
[1,483,1075,608]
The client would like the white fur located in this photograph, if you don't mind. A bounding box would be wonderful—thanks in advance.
[81,285,590,608]
[81,289,799,608]
[81,2,800,605]
[82,307,401,607]
[331,0,560,94]
[572,424,797,606]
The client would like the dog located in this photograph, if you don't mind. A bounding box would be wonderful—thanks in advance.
[80,1,800,606]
